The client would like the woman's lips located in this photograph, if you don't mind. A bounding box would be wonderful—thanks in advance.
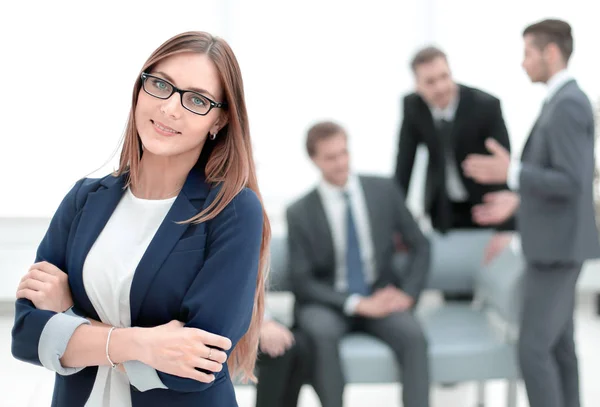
[152,120,181,137]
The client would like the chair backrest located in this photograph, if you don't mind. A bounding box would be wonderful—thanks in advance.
[267,235,292,292]
[268,229,499,295]
[426,229,494,293]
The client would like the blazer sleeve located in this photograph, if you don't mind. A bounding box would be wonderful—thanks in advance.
[11,179,91,373]
[485,98,511,152]
[485,98,516,231]
[156,188,264,392]
[520,98,589,200]
[287,206,349,311]
[394,96,420,195]
[390,181,431,300]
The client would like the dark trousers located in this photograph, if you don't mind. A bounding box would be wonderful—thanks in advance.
[431,196,478,232]
[255,330,312,407]
[518,261,582,407]
[297,305,430,407]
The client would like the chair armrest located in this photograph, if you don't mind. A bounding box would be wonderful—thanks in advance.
[475,244,525,327]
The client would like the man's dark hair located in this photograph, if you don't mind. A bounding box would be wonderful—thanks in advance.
[523,19,573,63]
[410,46,447,72]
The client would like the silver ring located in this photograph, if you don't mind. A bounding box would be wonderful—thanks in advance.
[207,349,213,360]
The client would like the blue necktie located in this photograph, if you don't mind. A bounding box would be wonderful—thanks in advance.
[343,191,369,296]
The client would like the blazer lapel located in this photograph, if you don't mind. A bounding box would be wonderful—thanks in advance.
[307,190,336,271]
[522,79,575,160]
[521,119,539,160]
[69,174,127,320]
[358,177,384,270]
[419,103,443,159]
[522,101,550,160]
[129,168,209,323]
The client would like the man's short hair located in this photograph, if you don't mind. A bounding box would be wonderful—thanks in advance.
[410,46,447,72]
[306,121,346,157]
[523,19,573,63]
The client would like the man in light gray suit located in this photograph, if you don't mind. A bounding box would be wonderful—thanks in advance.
[463,19,599,407]
[287,121,431,407]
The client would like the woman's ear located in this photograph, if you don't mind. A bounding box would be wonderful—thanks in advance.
[210,113,229,135]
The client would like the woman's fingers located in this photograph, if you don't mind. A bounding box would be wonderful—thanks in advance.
[194,329,232,352]
[18,278,46,292]
[182,366,215,383]
[16,288,41,302]
[21,268,55,284]
[207,347,227,364]
[30,261,62,276]
[193,356,223,373]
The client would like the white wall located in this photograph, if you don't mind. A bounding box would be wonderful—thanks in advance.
[1,1,426,225]
[2,1,597,223]
[429,0,599,155]
[0,0,228,217]
[224,0,423,223]
[1,3,599,293]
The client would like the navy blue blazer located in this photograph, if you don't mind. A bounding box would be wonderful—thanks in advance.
[11,167,264,407]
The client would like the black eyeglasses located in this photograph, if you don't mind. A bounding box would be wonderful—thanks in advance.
[140,72,227,116]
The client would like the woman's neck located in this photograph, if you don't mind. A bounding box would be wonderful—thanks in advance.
[132,154,195,200]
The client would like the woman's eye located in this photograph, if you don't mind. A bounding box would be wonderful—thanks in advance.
[152,79,168,90]
[191,96,206,106]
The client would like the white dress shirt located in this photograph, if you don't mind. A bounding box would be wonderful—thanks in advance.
[83,188,175,407]
[507,69,574,190]
[318,174,376,315]
[429,93,469,202]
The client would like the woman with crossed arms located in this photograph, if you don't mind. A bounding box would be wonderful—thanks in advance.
[11,31,270,407]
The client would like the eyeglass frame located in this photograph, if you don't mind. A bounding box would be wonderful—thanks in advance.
[140,72,227,116]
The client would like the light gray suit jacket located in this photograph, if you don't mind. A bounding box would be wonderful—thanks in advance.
[518,79,600,262]
[286,175,431,312]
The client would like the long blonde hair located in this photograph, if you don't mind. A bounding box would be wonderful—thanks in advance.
[116,31,270,382]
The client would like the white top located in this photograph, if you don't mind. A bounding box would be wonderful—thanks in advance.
[428,92,469,202]
[82,188,175,407]
[317,174,375,314]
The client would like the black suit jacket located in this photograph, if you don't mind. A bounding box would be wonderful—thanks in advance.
[286,175,430,312]
[394,84,515,232]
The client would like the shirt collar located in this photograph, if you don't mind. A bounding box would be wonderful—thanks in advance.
[318,173,359,199]
[546,69,573,102]
[429,89,460,122]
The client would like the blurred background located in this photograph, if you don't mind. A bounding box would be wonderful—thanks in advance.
[2,0,599,224]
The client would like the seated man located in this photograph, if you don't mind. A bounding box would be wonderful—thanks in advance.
[287,121,431,407]
[255,311,313,407]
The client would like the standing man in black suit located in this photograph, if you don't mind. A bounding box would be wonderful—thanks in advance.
[394,47,515,301]
[288,121,431,407]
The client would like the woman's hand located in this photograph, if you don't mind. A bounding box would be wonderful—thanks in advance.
[16,261,73,313]
[139,320,232,383]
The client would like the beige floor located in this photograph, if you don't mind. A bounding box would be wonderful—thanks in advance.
[2,295,599,407]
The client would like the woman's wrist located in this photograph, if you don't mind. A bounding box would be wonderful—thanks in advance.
[109,327,146,365]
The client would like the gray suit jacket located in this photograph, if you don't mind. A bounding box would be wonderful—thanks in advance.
[286,175,431,312]
[518,79,600,262]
